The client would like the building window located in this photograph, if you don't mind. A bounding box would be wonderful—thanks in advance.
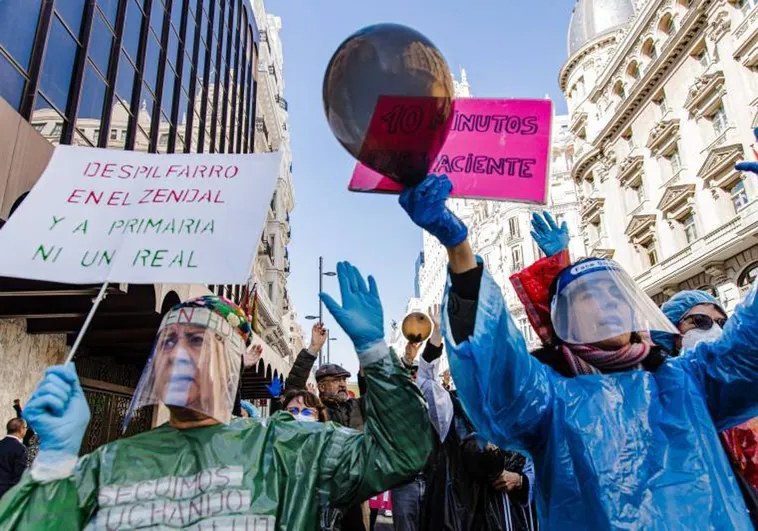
[737,0,757,15]
[643,39,658,60]
[633,184,646,204]
[740,262,758,292]
[51,122,63,137]
[683,213,698,244]
[613,81,626,100]
[518,318,534,342]
[660,13,676,35]
[267,282,274,301]
[508,217,520,238]
[710,104,729,136]
[627,61,640,80]
[31,122,44,132]
[730,180,749,212]
[645,241,658,266]
[511,246,523,271]
[666,148,682,174]
[110,128,118,140]
[696,47,711,70]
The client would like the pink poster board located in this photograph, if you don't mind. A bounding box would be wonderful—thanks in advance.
[348,98,553,204]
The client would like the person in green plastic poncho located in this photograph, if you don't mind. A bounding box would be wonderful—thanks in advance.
[0,261,432,530]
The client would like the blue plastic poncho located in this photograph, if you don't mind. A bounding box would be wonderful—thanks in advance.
[443,267,758,530]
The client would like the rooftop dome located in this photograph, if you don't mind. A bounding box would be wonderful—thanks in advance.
[568,0,635,57]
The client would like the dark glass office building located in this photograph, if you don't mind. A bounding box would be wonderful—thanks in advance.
[0,0,259,155]
[0,0,261,451]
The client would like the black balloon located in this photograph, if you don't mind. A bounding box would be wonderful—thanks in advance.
[323,24,454,187]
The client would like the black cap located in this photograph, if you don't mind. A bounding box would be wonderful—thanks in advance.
[315,363,351,382]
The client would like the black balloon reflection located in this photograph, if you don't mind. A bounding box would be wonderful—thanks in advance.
[323,24,454,187]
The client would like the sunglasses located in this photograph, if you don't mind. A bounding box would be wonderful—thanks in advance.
[682,313,727,331]
[286,407,317,417]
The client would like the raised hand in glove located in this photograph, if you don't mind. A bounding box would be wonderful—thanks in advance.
[399,174,468,248]
[530,211,569,257]
[320,261,383,353]
[24,364,91,477]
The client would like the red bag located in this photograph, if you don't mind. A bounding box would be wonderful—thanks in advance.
[509,250,571,346]
[721,418,758,492]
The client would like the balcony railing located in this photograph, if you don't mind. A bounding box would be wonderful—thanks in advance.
[275,94,288,111]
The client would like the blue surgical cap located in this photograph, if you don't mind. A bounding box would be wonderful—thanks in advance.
[653,290,726,352]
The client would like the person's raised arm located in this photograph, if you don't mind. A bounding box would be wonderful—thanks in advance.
[0,364,99,528]
[284,323,327,391]
[417,304,454,441]
[685,159,758,430]
[317,262,432,506]
[400,175,553,453]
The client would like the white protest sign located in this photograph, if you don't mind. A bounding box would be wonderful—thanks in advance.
[0,146,282,284]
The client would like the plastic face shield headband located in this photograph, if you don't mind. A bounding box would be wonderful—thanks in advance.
[126,307,246,427]
[551,260,679,345]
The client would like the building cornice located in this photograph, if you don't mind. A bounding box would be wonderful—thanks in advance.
[590,0,715,148]
[559,33,619,92]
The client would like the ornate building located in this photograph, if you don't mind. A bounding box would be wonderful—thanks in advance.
[401,70,586,362]
[561,0,758,312]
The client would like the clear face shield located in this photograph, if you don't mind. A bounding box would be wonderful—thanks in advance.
[551,259,679,346]
[124,307,246,429]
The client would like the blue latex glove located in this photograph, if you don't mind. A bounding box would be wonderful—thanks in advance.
[736,128,758,174]
[265,377,282,398]
[530,211,569,257]
[399,174,468,248]
[23,364,90,460]
[320,261,384,353]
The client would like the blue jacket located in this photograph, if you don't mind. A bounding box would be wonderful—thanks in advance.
[443,266,758,530]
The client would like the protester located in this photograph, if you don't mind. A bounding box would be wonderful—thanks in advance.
[401,342,421,378]
[400,172,758,529]
[417,305,536,531]
[239,399,260,419]
[0,265,433,529]
[282,389,328,423]
[0,418,27,499]
[286,325,370,531]
[12,399,36,466]
[659,290,758,525]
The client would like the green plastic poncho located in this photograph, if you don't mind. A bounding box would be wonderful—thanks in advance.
[0,346,432,530]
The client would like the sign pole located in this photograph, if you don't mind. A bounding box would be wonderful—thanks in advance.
[64,281,109,364]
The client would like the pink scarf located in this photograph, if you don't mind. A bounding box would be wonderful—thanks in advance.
[560,333,654,376]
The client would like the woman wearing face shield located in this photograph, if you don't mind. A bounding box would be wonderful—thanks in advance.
[400,172,758,530]
[0,264,433,530]
[658,290,758,526]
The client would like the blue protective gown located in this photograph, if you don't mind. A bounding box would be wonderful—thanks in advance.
[442,266,758,530]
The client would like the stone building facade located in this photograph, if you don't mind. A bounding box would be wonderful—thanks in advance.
[561,0,758,312]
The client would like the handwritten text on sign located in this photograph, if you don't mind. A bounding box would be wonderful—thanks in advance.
[0,146,281,284]
[349,98,553,204]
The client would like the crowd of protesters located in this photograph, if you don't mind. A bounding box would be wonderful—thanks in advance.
[1,154,758,530]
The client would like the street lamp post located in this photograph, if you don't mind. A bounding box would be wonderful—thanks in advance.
[327,332,337,364]
[318,256,336,368]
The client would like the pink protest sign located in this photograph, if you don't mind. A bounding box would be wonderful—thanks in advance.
[349,98,553,204]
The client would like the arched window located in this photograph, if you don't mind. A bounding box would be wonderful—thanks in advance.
[613,80,626,99]
[643,39,658,60]
[739,262,758,291]
[627,60,641,80]
[697,285,719,299]
[659,13,676,35]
